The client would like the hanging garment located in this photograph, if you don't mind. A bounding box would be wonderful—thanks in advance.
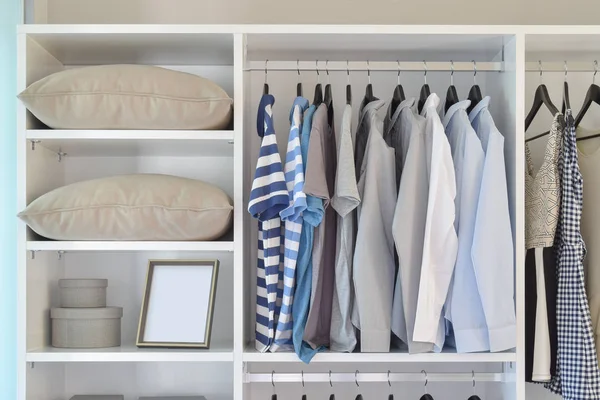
[413,93,458,352]
[352,99,396,352]
[271,96,309,352]
[469,97,516,353]
[330,103,360,352]
[248,94,288,352]
[391,98,431,353]
[547,112,600,399]
[292,104,325,363]
[577,126,600,363]
[384,101,412,191]
[303,103,337,348]
[524,113,562,381]
[441,100,487,353]
[354,97,380,182]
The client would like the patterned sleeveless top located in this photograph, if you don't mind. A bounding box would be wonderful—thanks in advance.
[525,113,564,249]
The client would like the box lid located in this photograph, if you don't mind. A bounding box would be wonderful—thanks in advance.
[51,306,123,319]
[59,279,108,288]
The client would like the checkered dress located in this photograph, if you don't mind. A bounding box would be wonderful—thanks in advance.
[546,111,600,399]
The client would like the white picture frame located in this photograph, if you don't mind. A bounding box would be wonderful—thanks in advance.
[136,259,219,349]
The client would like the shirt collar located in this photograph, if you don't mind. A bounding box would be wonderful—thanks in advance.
[468,96,491,123]
[289,96,309,123]
[442,99,471,129]
[420,93,440,116]
[386,98,416,133]
[257,94,275,138]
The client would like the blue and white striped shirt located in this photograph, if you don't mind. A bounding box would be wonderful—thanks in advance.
[271,97,309,351]
[249,94,288,352]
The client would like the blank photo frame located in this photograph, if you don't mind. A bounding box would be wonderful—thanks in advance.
[137,260,219,348]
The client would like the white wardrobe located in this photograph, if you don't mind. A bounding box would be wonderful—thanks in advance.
[16,25,600,400]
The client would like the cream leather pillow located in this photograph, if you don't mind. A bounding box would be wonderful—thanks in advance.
[18,174,233,241]
[18,65,233,130]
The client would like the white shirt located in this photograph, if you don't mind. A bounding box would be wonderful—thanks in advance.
[412,93,458,351]
[390,98,432,353]
[469,96,516,352]
[441,100,489,353]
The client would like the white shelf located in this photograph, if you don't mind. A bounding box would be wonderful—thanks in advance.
[26,240,234,252]
[26,130,234,157]
[243,347,517,363]
[26,344,234,362]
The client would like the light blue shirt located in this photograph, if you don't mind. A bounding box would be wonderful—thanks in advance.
[292,105,325,363]
[442,100,488,353]
[469,97,516,352]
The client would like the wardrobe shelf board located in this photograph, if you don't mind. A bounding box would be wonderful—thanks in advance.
[26,344,234,362]
[242,348,517,363]
[26,130,235,157]
[26,241,235,252]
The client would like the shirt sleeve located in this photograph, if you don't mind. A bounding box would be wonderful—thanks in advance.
[248,131,289,222]
[413,118,458,349]
[304,112,331,207]
[472,131,516,352]
[280,105,307,222]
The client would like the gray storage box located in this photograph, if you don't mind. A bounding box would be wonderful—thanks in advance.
[59,279,108,308]
[51,307,122,348]
[139,397,207,400]
[70,396,124,400]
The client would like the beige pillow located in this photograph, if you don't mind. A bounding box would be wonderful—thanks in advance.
[18,65,233,130]
[18,174,233,241]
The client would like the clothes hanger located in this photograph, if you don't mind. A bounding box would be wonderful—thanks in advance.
[355,370,363,400]
[525,61,567,142]
[524,61,559,134]
[387,370,394,400]
[329,371,335,400]
[363,60,377,104]
[466,60,483,114]
[324,60,334,125]
[445,60,459,113]
[346,60,352,105]
[467,371,482,400]
[271,371,277,400]
[390,60,406,113]
[562,61,571,113]
[313,60,323,106]
[301,371,307,400]
[576,61,600,141]
[263,60,269,95]
[296,59,303,97]
[419,370,434,400]
[418,61,431,114]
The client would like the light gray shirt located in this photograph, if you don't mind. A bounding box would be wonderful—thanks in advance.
[352,99,396,352]
[330,104,360,352]
[391,98,434,354]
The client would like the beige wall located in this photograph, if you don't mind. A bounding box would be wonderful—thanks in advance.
[45,0,599,24]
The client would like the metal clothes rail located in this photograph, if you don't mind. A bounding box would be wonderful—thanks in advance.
[244,371,511,384]
[246,61,503,73]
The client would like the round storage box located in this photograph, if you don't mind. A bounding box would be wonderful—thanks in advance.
[51,306,122,348]
[59,279,108,308]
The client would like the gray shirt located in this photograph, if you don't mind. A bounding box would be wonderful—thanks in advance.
[352,99,396,352]
[390,98,434,354]
[330,104,360,352]
[303,104,337,348]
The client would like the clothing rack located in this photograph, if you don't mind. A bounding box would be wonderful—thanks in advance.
[246,61,503,73]
[526,61,600,73]
[244,372,510,384]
